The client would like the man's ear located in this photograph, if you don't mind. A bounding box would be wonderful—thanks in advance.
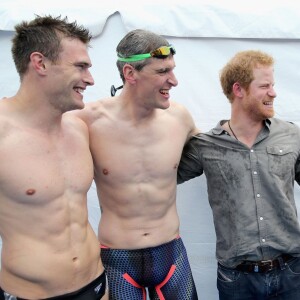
[30,52,47,75]
[232,82,244,98]
[123,64,136,84]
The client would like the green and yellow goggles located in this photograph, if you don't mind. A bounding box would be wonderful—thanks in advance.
[117,45,176,62]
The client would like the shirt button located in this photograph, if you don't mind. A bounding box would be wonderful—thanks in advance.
[253,171,257,175]
[262,239,266,242]
[279,149,283,153]
[250,149,254,152]
[260,217,264,220]
[257,194,261,197]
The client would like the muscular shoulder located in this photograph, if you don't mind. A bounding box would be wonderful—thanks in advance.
[0,98,15,138]
[168,101,191,116]
[62,112,89,136]
[68,97,115,126]
[168,101,192,120]
[167,100,199,137]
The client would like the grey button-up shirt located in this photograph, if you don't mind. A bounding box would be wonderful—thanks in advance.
[178,118,300,268]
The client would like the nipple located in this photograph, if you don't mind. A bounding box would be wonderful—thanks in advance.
[102,168,109,175]
[26,189,36,195]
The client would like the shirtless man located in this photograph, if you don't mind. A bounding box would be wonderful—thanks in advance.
[76,29,199,299]
[0,15,107,299]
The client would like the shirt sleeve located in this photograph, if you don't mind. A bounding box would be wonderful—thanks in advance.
[295,135,300,185]
[177,137,203,184]
[296,155,300,185]
[292,123,300,185]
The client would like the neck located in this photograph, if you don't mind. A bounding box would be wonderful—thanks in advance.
[226,118,264,147]
[11,94,63,133]
[228,120,239,141]
[120,92,157,122]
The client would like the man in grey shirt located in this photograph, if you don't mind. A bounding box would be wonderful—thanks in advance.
[178,50,300,299]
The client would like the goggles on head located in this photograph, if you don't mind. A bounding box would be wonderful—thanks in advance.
[117,45,176,62]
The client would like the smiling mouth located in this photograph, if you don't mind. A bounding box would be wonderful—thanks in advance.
[160,89,169,96]
[74,87,84,94]
[263,100,273,106]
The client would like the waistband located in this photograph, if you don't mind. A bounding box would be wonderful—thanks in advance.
[100,235,181,250]
[1,271,106,300]
[233,254,294,273]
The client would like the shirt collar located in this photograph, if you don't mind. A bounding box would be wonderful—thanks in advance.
[211,118,272,136]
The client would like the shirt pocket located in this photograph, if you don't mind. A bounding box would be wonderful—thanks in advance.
[267,145,294,178]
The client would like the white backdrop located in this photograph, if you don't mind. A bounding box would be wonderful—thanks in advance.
[1,1,300,299]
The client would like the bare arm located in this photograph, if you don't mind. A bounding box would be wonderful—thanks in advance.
[174,101,200,142]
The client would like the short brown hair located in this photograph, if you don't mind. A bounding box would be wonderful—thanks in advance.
[11,15,92,79]
[220,50,274,102]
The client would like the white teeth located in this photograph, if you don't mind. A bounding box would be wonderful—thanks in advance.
[160,90,169,95]
[75,88,84,94]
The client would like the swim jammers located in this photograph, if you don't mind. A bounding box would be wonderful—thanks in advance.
[0,271,106,300]
[101,237,198,300]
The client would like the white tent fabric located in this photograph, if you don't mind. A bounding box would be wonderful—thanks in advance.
[1,2,300,299]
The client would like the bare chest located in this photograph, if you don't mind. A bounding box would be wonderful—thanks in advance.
[0,130,93,203]
[90,120,187,180]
